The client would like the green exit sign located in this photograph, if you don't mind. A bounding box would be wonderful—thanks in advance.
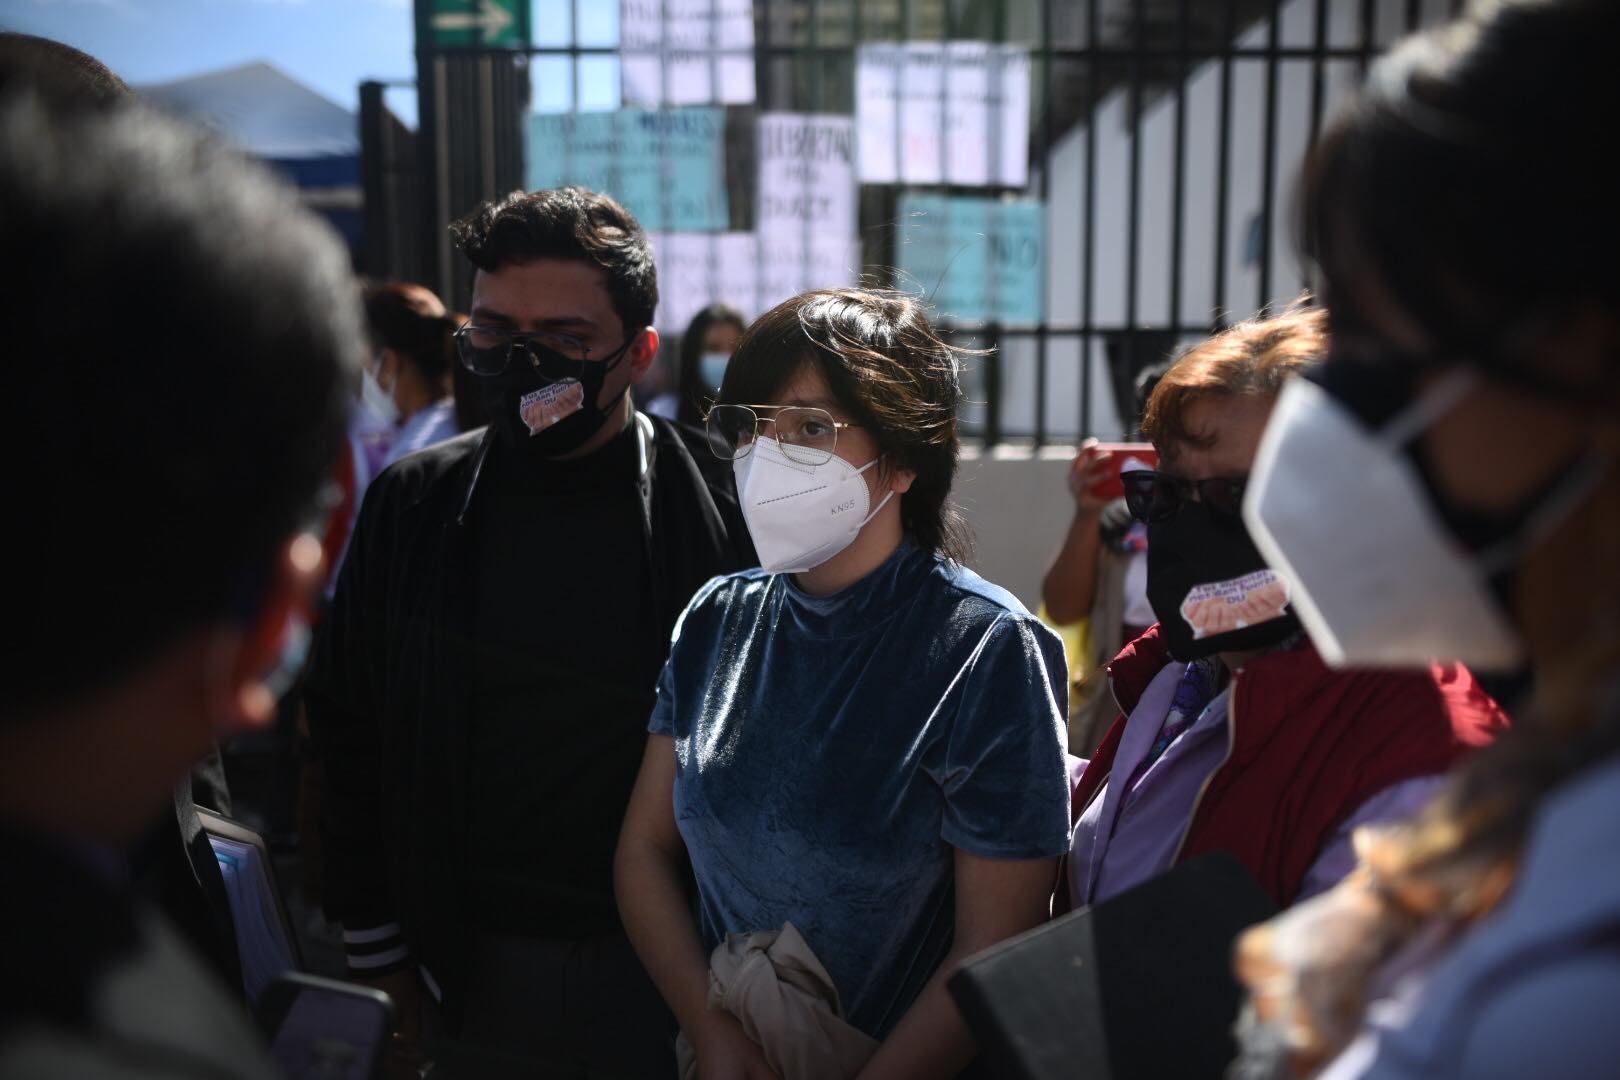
[427,0,530,49]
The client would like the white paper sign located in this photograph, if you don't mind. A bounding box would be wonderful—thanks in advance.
[856,42,1030,187]
[650,232,761,333]
[651,114,861,333]
[622,0,756,106]
[621,0,754,48]
[755,112,860,307]
[757,229,861,312]
[649,227,859,335]
[756,113,856,233]
[895,195,1045,324]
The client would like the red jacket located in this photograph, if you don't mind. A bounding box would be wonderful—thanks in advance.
[1062,625,1509,909]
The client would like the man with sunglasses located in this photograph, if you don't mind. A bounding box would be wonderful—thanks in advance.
[1059,306,1509,920]
[305,186,755,1077]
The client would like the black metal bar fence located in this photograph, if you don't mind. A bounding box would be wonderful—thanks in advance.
[375,0,1469,448]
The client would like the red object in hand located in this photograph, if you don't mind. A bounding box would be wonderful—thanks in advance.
[1087,442,1158,500]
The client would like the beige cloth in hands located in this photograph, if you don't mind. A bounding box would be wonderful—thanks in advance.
[675,922,880,1080]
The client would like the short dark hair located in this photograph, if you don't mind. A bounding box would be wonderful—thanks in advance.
[0,32,130,103]
[1,92,358,716]
[719,289,970,562]
[448,186,658,336]
[364,280,456,383]
[1301,0,1619,396]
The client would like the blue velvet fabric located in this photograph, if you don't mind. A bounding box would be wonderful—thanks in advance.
[649,540,1072,1038]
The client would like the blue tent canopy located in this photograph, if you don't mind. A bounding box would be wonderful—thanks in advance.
[141,62,363,257]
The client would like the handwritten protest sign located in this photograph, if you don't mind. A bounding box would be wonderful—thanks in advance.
[644,114,862,333]
[756,231,861,314]
[651,232,857,335]
[756,113,856,233]
[649,232,760,332]
[856,42,1030,187]
[525,107,729,232]
[897,194,1044,325]
[621,0,755,105]
[755,112,860,307]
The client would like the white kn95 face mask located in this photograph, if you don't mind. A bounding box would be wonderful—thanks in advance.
[1243,372,1528,669]
[733,436,895,574]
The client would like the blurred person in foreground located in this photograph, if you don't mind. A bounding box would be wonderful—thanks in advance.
[645,302,747,426]
[362,280,463,466]
[0,30,129,98]
[0,26,254,997]
[305,186,755,1077]
[1231,2,1620,1077]
[0,89,355,1076]
[1060,306,1508,917]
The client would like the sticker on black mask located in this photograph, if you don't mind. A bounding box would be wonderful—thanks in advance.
[1181,568,1291,640]
[519,379,584,436]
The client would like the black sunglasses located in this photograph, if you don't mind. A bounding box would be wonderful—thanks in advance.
[1122,469,1248,523]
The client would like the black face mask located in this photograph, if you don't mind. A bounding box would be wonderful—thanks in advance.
[1146,499,1301,661]
[478,338,634,457]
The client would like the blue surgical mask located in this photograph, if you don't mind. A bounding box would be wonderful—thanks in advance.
[699,352,730,392]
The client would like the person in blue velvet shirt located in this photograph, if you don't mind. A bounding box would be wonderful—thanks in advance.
[616,288,1073,1080]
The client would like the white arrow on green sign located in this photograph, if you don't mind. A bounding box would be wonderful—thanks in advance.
[428,0,529,49]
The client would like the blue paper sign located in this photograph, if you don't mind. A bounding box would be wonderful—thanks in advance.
[525,107,729,232]
[896,195,1044,325]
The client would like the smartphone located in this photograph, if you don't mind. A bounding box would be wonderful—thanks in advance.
[1087,442,1159,500]
[257,972,395,1080]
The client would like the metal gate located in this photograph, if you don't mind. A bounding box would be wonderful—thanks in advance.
[373,0,1466,447]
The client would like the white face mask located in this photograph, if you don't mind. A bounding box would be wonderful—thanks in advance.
[1243,370,1598,672]
[734,436,896,574]
[361,365,399,426]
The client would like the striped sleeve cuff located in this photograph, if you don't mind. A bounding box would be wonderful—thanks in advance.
[342,921,410,975]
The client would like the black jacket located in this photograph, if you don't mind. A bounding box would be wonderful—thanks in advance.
[304,415,754,1013]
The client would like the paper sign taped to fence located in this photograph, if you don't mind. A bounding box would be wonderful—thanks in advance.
[756,229,860,312]
[897,195,1044,324]
[622,52,755,106]
[650,232,761,333]
[621,0,753,49]
[750,113,859,315]
[651,230,859,333]
[652,233,861,341]
[756,113,856,235]
[646,115,859,332]
[525,107,729,232]
[621,1,755,105]
[856,42,1030,186]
